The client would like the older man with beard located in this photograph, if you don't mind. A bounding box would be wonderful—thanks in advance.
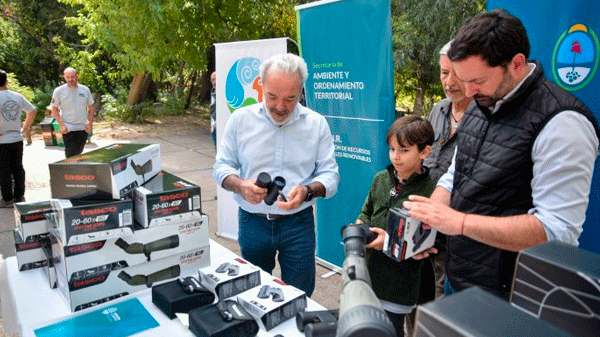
[213,53,340,296]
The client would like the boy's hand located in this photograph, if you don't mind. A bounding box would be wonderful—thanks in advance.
[411,247,438,260]
[364,227,386,251]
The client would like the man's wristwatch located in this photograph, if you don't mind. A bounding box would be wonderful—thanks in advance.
[304,184,315,202]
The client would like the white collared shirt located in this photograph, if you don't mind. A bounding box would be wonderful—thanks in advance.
[213,102,340,215]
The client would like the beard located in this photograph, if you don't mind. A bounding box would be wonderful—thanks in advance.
[266,107,292,126]
[475,69,515,108]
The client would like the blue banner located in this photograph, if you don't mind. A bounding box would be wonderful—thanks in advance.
[488,1,600,253]
[297,0,394,267]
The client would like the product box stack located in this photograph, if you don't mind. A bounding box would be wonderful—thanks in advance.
[13,143,209,312]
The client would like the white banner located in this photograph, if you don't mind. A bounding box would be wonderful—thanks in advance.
[214,38,288,240]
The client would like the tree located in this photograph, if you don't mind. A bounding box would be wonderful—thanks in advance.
[0,0,81,86]
[59,0,297,105]
[392,0,485,115]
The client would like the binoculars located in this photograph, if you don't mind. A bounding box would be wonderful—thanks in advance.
[255,172,287,205]
[257,285,284,302]
[296,309,339,337]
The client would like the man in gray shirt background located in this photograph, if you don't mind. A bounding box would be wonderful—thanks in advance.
[51,67,95,158]
[0,70,37,207]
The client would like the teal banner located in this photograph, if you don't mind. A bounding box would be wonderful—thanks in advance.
[297,0,394,267]
[488,1,600,254]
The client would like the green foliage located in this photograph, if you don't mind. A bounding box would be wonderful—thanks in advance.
[392,0,485,114]
[157,89,187,115]
[59,0,298,78]
[102,93,154,124]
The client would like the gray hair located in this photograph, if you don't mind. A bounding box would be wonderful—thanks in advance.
[259,53,308,85]
[63,67,78,75]
[439,40,453,56]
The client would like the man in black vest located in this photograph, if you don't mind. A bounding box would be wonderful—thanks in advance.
[403,9,599,300]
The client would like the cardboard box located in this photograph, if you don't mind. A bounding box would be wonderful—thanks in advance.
[237,278,307,331]
[132,171,201,228]
[51,238,210,312]
[51,213,209,286]
[46,199,134,246]
[49,143,161,200]
[40,117,57,146]
[14,200,52,242]
[510,241,600,337]
[414,287,572,337]
[383,207,436,261]
[199,258,261,300]
[13,229,48,271]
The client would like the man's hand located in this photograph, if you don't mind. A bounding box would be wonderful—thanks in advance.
[364,227,386,251]
[403,195,465,236]
[277,185,306,211]
[239,179,267,204]
[85,122,92,134]
[59,124,68,134]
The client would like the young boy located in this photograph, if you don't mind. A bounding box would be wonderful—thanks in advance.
[355,115,436,336]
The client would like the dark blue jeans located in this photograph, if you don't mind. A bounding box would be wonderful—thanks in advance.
[238,207,316,296]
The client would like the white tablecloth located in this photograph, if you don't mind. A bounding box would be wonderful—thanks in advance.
[1,239,325,336]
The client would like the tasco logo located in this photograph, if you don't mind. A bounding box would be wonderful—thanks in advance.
[24,213,46,221]
[64,174,95,181]
[225,57,263,112]
[160,192,189,201]
[552,24,600,91]
[80,206,117,216]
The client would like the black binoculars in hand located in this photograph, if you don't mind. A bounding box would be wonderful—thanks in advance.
[255,172,287,205]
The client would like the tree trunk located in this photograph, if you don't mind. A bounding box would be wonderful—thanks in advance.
[128,73,153,105]
[413,87,424,115]
[185,70,198,110]
[197,71,213,104]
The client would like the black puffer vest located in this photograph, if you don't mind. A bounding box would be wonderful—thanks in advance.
[447,61,599,299]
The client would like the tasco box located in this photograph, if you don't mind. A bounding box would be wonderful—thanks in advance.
[13,229,48,271]
[51,213,209,289]
[237,278,307,331]
[132,171,201,228]
[199,258,261,300]
[14,200,52,242]
[413,287,572,337]
[383,207,437,261]
[46,199,134,246]
[51,238,210,312]
[510,241,600,337]
[49,143,161,200]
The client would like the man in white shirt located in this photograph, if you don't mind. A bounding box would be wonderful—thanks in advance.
[0,70,37,207]
[213,53,340,296]
[51,67,95,158]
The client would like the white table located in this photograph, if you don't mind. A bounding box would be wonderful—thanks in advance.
[1,239,325,336]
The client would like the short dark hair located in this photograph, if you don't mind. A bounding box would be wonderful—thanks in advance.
[448,8,530,68]
[386,115,434,151]
[0,70,6,87]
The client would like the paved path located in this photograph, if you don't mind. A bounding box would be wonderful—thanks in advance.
[0,123,341,336]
